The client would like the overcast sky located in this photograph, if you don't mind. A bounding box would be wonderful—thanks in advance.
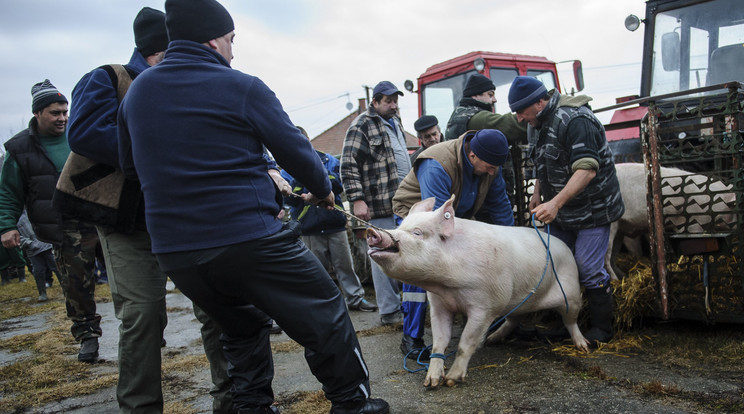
[0,0,647,144]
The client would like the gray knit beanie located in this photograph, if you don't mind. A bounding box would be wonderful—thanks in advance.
[31,79,67,113]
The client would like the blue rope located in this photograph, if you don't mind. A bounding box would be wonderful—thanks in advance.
[403,346,455,373]
[487,214,569,333]
[530,215,570,314]
[404,214,572,373]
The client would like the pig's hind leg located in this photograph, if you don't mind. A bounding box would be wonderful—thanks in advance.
[557,300,590,352]
[484,315,522,345]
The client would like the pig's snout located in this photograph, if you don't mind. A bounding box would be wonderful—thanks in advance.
[366,228,382,247]
[366,228,398,253]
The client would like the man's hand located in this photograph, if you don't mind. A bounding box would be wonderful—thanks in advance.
[268,169,292,196]
[1,230,21,248]
[352,200,370,221]
[302,191,335,211]
[531,199,559,224]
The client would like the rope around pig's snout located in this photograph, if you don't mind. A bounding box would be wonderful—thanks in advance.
[286,192,400,246]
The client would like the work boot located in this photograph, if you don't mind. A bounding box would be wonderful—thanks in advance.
[329,398,389,414]
[16,268,26,283]
[237,406,280,413]
[0,269,10,286]
[78,337,99,363]
[584,285,614,347]
[400,334,430,361]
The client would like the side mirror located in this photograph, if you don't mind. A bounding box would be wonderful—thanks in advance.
[573,60,585,92]
[661,32,680,71]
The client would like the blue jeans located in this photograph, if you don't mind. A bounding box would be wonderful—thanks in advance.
[549,224,612,289]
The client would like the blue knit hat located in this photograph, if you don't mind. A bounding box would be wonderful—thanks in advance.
[469,129,509,166]
[508,76,547,112]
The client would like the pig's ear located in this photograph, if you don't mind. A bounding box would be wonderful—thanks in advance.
[410,197,436,214]
[438,195,456,239]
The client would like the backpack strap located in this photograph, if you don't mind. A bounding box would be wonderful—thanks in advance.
[98,64,134,103]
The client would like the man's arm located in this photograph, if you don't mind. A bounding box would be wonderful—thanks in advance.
[68,68,121,167]
[341,123,372,219]
[531,169,595,224]
[468,111,527,145]
[531,117,601,224]
[484,173,515,226]
[340,124,368,204]
[244,78,331,203]
[416,159,453,210]
[326,155,344,196]
[0,154,27,247]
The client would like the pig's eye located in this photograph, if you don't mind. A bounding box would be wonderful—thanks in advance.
[412,228,423,237]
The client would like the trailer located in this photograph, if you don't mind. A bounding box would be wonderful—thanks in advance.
[596,0,744,322]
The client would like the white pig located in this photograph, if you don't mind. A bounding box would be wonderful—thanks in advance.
[606,163,737,280]
[366,195,590,388]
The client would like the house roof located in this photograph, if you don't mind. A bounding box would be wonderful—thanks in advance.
[310,98,419,157]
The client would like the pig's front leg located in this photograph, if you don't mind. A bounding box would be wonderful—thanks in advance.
[424,293,454,388]
[443,310,492,386]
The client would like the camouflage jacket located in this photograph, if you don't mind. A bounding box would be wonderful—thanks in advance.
[529,92,624,229]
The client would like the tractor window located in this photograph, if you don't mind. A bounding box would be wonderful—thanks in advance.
[650,0,744,95]
[526,70,557,92]
[421,71,472,129]
[490,68,519,114]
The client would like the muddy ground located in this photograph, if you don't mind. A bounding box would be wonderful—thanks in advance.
[1,275,743,414]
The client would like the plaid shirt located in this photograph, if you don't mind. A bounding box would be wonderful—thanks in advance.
[341,106,402,219]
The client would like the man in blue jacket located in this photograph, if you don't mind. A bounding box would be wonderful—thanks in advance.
[117,1,389,413]
[64,7,234,412]
[281,127,376,313]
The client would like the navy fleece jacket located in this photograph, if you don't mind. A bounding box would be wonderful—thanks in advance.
[118,40,330,253]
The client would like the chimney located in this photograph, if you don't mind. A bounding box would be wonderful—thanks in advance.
[358,98,367,114]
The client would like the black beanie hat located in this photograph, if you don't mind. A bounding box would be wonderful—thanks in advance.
[463,74,495,97]
[165,0,235,43]
[31,79,67,113]
[134,7,169,57]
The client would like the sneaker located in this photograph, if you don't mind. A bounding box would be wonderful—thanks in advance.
[270,321,282,335]
[330,398,389,414]
[37,292,48,302]
[349,299,377,312]
[380,310,403,325]
[78,337,99,363]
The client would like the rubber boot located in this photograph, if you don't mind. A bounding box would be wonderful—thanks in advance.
[584,285,614,347]
[0,269,10,286]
